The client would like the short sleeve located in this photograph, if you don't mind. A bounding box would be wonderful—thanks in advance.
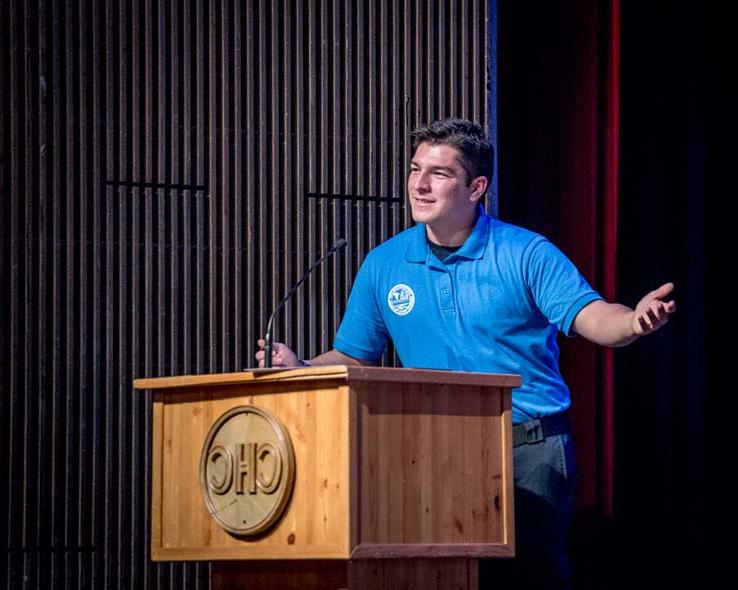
[333,256,390,360]
[523,237,603,336]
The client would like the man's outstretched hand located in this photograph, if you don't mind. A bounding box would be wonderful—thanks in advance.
[631,282,677,336]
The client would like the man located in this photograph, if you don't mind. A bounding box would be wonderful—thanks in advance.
[256,118,675,588]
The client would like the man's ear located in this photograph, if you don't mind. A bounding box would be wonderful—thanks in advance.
[469,176,488,202]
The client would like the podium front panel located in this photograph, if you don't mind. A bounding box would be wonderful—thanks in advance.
[151,380,351,561]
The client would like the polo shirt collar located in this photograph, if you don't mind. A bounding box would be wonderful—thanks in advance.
[405,205,491,263]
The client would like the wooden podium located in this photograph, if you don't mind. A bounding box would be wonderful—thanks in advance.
[133,365,520,589]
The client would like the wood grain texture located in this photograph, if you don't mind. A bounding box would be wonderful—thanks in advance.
[210,558,478,590]
[150,380,351,560]
[349,543,514,559]
[350,381,514,557]
[346,366,521,388]
[137,367,515,573]
[133,366,348,389]
[348,558,477,590]
[133,365,522,390]
[211,560,348,590]
[150,399,164,559]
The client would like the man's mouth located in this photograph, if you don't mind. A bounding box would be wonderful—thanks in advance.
[413,197,435,204]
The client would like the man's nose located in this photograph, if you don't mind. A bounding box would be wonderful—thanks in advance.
[411,171,430,192]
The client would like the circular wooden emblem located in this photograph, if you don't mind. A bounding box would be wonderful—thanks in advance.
[199,406,295,536]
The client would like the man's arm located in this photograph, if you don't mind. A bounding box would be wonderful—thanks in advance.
[255,339,375,368]
[572,282,677,347]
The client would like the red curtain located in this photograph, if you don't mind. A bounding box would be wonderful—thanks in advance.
[557,0,619,515]
[498,0,619,514]
[556,0,619,515]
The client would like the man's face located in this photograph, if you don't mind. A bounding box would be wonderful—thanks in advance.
[407,142,484,231]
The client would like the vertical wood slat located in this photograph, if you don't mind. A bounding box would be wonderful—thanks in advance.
[75,1,91,585]
[90,0,103,585]
[36,1,48,587]
[231,0,243,370]
[244,1,256,373]
[195,0,206,380]
[282,0,295,347]
[3,0,20,587]
[1,1,490,588]
[141,4,155,584]
[65,0,78,583]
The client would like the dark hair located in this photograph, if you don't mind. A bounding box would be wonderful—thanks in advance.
[410,118,494,192]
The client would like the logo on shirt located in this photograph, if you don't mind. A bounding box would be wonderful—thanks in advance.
[387,283,415,316]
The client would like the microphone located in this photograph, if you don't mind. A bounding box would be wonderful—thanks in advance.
[262,238,348,368]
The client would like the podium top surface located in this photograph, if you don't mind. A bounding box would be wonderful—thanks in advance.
[133,365,521,391]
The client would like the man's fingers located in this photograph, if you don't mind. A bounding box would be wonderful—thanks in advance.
[255,340,297,368]
[659,301,676,319]
[651,282,675,300]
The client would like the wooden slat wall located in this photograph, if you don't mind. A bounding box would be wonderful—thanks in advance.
[1,0,490,587]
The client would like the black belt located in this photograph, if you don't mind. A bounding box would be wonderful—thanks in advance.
[512,411,570,447]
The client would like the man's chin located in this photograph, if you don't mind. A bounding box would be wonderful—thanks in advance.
[409,209,432,225]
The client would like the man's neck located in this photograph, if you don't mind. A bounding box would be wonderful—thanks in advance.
[425,225,472,247]
[427,239,462,263]
[425,208,480,246]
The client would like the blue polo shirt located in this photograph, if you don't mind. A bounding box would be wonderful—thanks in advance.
[333,209,603,423]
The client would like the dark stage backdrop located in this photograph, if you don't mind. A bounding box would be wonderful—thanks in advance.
[498,0,618,515]
[614,2,712,588]
[499,1,711,589]
[0,1,491,588]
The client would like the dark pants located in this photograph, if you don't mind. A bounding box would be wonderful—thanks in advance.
[480,432,577,590]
